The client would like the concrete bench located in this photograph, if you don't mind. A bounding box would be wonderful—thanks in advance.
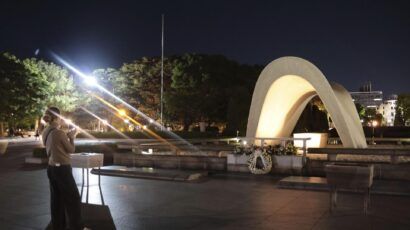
[325,163,374,215]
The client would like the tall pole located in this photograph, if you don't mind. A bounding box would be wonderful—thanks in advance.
[160,14,164,130]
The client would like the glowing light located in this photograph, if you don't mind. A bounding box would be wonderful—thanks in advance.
[124,119,129,124]
[372,120,378,127]
[64,119,72,125]
[142,149,153,155]
[293,133,327,148]
[118,109,126,116]
[256,75,315,138]
[51,54,200,153]
[47,110,95,139]
[80,107,129,139]
[143,125,147,130]
[243,141,247,145]
[84,76,97,87]
[149,119,154,123]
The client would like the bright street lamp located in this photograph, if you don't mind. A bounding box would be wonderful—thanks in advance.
[118,109,126,116]
[371,120,378,145]
[84,76,97,87]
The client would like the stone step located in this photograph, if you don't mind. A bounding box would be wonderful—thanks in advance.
[278,176,410,196]
[24,156,48,164]
[91,165,207,182]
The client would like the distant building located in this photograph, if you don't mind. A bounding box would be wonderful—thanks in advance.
[377,94,397,126]
[350,82,383,108]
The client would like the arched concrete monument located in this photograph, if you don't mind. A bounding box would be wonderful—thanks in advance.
[246,56,367,148]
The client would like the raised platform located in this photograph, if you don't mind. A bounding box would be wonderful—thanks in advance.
[278,176,410,196]
[113,153,226,171]
[91,165,208,182]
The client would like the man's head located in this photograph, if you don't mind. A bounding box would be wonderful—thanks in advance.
[43,107,61,123]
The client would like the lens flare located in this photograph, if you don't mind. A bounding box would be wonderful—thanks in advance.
[80,107,130,139]
[51,53,201,153]
[47,110,96,140]
[84,76,98,87]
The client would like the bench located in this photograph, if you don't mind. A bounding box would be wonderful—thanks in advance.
[325,163,374,215]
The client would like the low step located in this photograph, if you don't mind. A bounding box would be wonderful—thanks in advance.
[91,165,207,182]
[25,157,48,164]
[278,176,410,196]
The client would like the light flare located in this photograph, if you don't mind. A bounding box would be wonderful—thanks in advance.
[47,110,96,140]
[51,53,201,153]
[80,107,129,139]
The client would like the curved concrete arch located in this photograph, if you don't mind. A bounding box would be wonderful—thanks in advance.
[246,57,367,148]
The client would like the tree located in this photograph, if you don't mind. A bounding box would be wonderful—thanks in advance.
[363,108,382,125]
[22,58,88,129]
[355,103,366,120]
[166,54,239,130]
[293,103,329,133]
[94,57,174,122]
[23,58,86,112]
[0,53,48,129]
[394,94,410,126]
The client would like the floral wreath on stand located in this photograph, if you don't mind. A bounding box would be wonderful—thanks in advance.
[247,147,272,174]
[234,142,298,175]
[234,144,272,174]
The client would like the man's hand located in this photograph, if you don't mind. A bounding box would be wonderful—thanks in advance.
[67,129,79,139]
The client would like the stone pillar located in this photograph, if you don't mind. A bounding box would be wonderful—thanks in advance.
[199,122,206,132]
[0,122,4,137]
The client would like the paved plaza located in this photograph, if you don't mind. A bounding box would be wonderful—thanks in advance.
[1,139,410,229]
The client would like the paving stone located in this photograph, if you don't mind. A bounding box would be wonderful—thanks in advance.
[2,141,410,229]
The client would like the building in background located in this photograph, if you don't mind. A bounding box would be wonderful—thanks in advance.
[350,82,398,126]
[350,82,383,108]
[377,94,398,126]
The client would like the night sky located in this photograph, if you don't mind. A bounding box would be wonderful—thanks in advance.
[1,0,409,95]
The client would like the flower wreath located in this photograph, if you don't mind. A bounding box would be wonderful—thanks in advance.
[247,148,272,174]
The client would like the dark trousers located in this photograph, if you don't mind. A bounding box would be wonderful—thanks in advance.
[47,165,82,230]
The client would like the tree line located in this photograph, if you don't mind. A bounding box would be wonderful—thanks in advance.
[1,51,408,137]
[0,52,262,135]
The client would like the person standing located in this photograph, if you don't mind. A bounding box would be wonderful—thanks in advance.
[42,107,83,230]
[34,129,40,141]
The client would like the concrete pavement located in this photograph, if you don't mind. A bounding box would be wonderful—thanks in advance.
[1,139,410,229]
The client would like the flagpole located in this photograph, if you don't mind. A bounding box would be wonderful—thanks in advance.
[160,14,164,130]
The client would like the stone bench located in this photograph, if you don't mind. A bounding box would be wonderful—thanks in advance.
[325,163,374,214]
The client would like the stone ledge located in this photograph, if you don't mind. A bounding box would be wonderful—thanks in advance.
[25,157,48,164]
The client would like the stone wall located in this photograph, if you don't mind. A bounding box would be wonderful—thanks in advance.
[113,153,226,171]
[307,159,410,181]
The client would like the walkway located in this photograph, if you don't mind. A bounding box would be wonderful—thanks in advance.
[1,140,410,229]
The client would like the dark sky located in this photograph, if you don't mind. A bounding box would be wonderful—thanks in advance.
[1,0,409,95]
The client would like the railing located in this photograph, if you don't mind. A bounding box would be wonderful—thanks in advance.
[308,147,410,164]
[328,137,410,145]
[235,137,311,167]
[116,137,312,173]
[116,137,311,165]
